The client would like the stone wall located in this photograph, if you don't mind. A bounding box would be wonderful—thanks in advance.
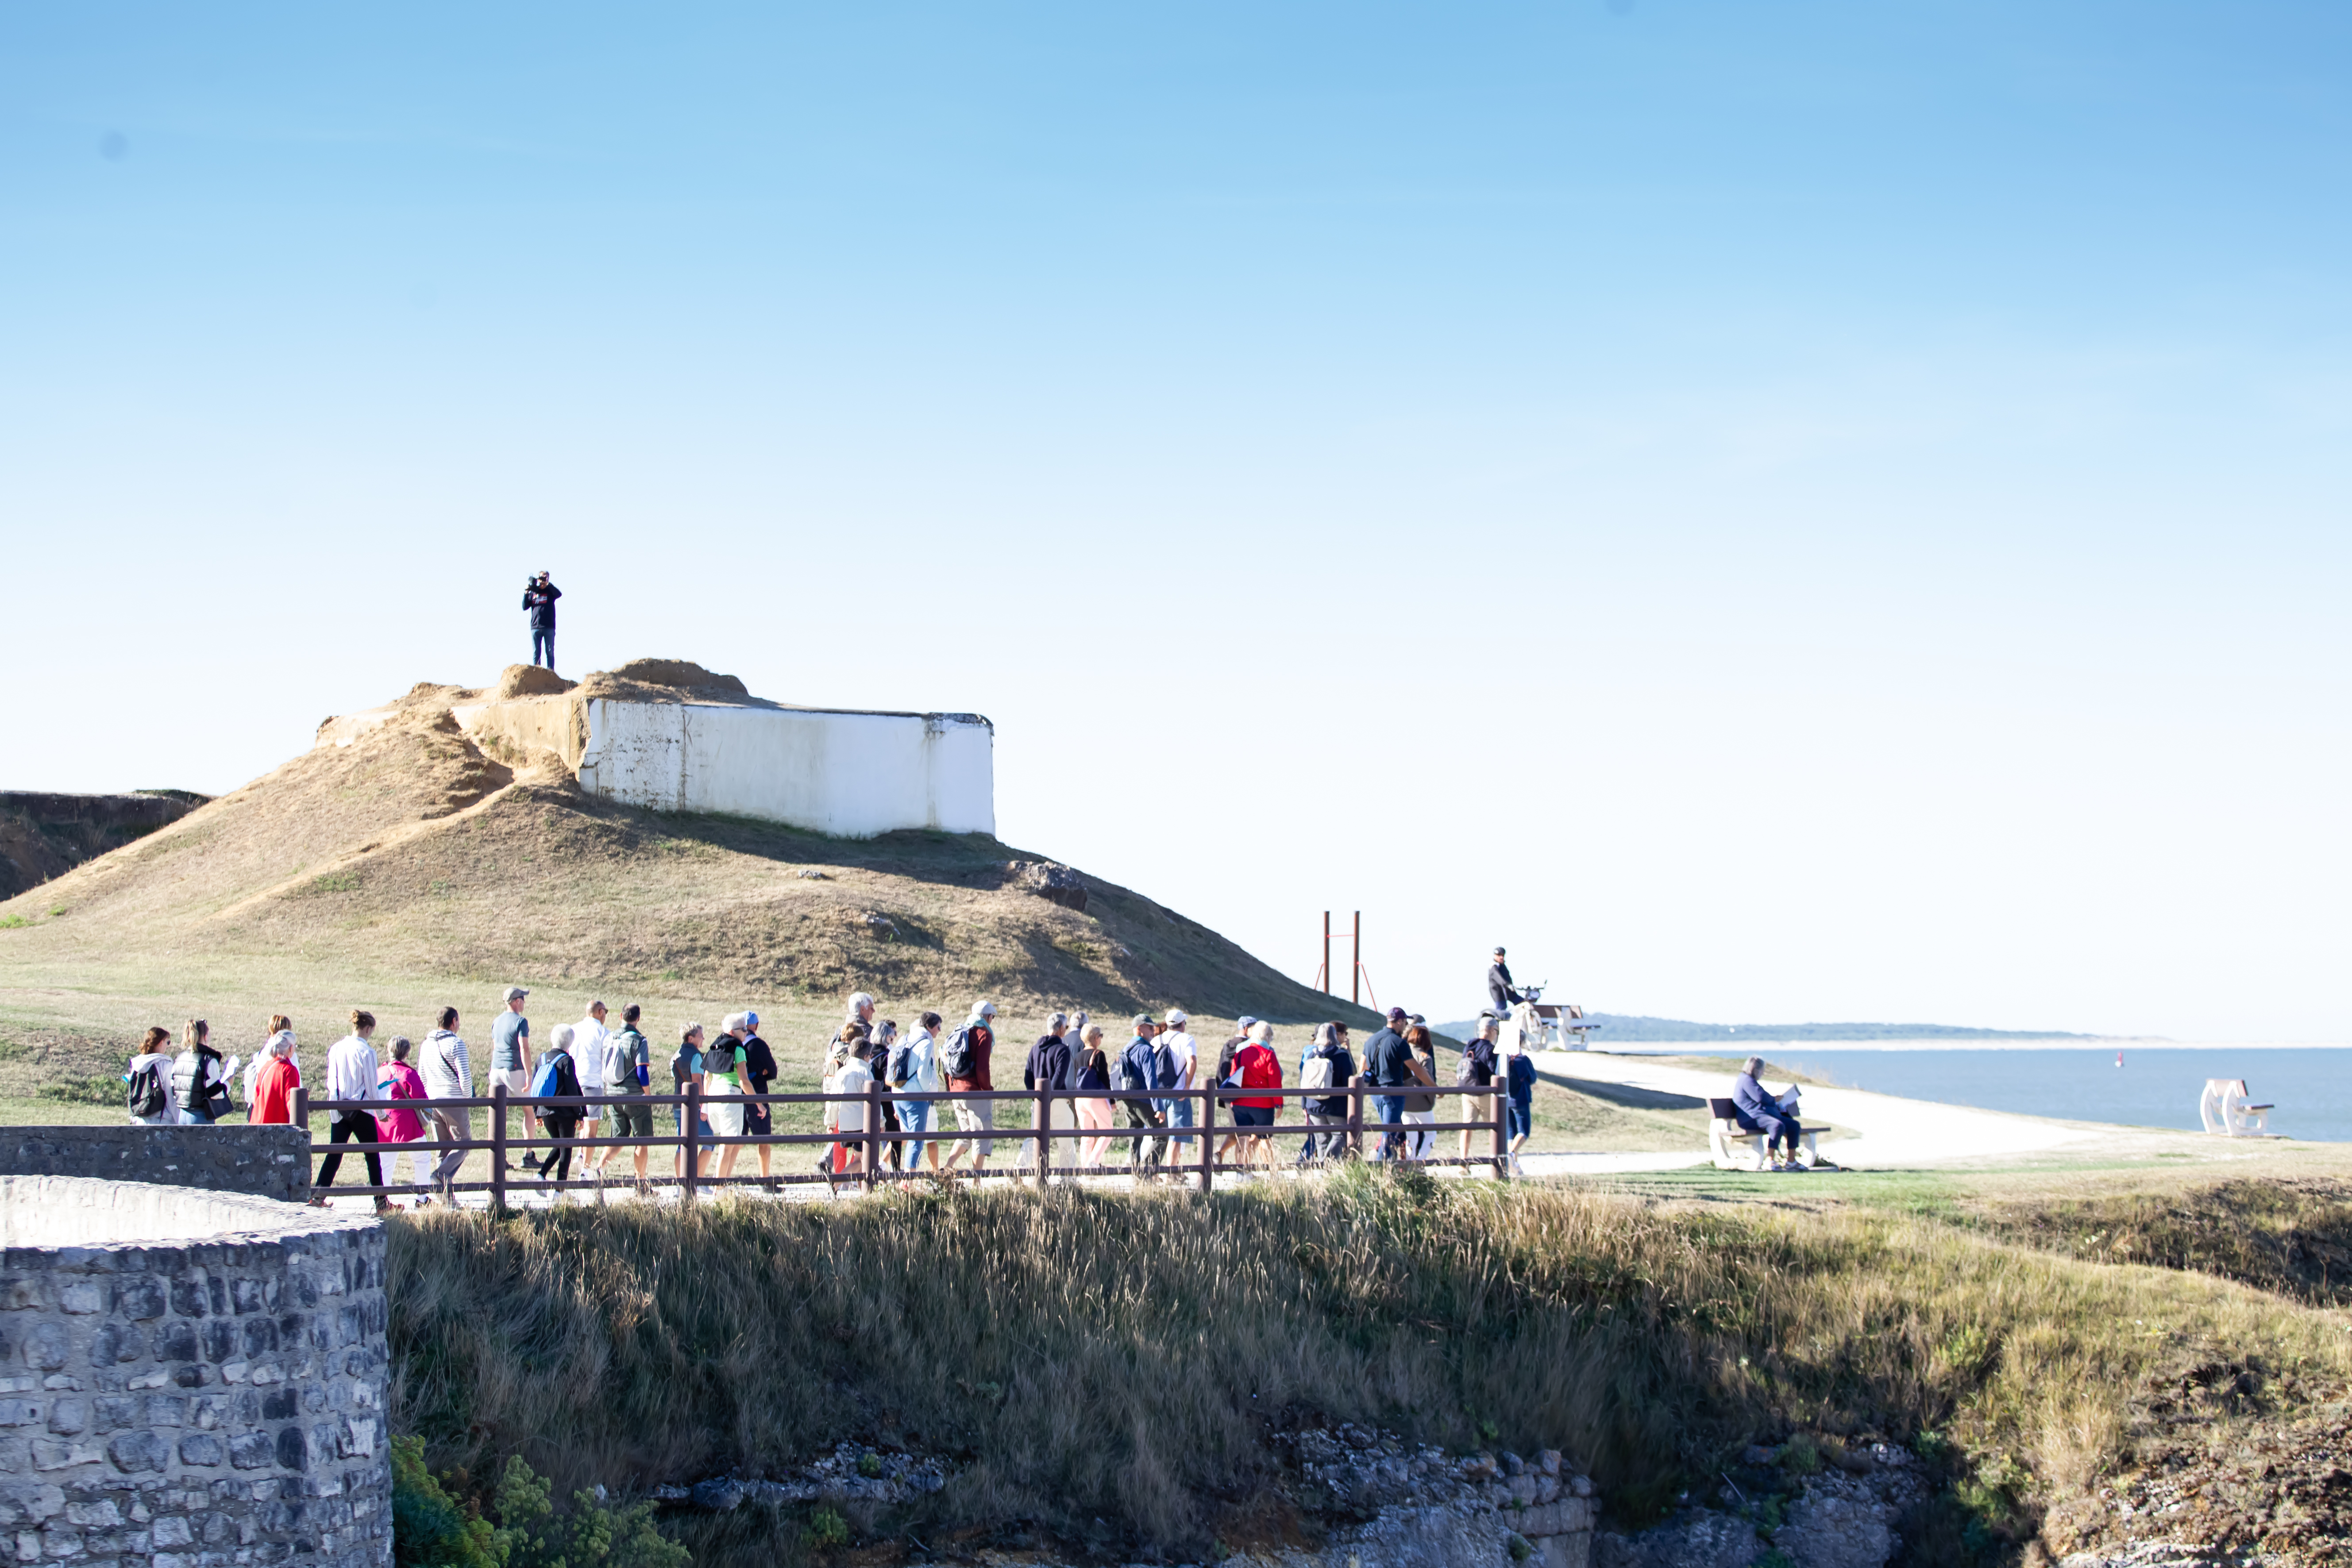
[0,1176,389,1568]
[0,1127,312,1204]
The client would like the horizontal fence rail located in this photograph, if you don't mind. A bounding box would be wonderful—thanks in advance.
[289,1075,1512,1206]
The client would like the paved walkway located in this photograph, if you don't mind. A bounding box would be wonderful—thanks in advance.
[1524,1049,2178,1171]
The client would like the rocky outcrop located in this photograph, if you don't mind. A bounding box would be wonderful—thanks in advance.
[1008,860,1088,913]
[0,791,206,902]
[1596,1442,1924,1568]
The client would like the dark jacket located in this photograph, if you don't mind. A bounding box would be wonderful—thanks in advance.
[1365,1027,1415,1088]
[1460,1037,1498,1087]
[524,580,561,628]
[1487,961,1523,1012]
[1310,1041,1357,1119]
[1507,1051,1537,1104]
[1072,1048,1111,1093]
[1122,1035,1172,1093]
[1731,1072,1785,1129]
[1025,1034,1072,1094]
[740,1032,777,1092]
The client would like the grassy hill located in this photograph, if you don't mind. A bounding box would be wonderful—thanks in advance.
[0,673,1383,1057]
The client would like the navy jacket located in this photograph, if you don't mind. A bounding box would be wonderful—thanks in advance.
[1122,1035,1173,1092]
[1025,1034,1072,1094]
[524,581,561,628]
[1309,1043,1357,1119]
[1731,1072,1785,1129]
[1365,1027,1415,1088]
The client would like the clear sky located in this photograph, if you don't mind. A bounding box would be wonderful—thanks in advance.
[4,3,2347,1039]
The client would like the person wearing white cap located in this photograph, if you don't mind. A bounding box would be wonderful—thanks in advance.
[943,1000,999,1171]
[1159,1009,1198,1161]
[490,986,536,1165]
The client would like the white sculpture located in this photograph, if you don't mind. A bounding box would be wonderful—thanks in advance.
[2197,1079,2273,1137]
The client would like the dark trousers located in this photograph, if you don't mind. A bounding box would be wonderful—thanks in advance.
[879,1098,903,1170]
[1298,1110,1348,1164]
[536,1113,579,1180]
[316,1111,382,1190]
[532,627,555,668]
[1125,1099,1166,1169]
[1746,1113,1801,1155]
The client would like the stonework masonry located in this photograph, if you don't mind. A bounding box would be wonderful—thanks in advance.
[0,1128,312,1204]
[0,1177,389,1568]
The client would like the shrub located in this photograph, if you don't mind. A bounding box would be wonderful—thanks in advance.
[390,1434,685,1568]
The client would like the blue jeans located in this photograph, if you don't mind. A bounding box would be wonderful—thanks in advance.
[532,627,555,668]
[1508,1099,1532,1141]
[1374,1094,1407,1161]
[898,1099,932,1165]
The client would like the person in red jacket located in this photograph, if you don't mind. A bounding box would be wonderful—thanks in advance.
[250,1029,301,1125]
[1228,1021,1284,1172]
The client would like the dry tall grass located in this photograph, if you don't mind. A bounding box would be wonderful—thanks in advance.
[386,1169,2350,1556]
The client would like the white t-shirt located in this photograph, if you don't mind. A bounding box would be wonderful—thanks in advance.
[1161,1031,1197,1089]
[572,1018,612,1091]
[835,1059,874,1133]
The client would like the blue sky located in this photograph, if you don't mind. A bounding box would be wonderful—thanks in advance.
[4,3,2348,1038]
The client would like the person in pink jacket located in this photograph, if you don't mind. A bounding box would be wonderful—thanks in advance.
[375,1037,430,1204]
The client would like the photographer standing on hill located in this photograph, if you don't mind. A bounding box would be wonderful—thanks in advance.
[523,571,561,670]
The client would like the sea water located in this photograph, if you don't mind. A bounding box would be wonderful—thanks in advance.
[1619,1045,2352,1143]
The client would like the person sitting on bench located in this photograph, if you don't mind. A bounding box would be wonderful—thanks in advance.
[1731,1056,1804,1169]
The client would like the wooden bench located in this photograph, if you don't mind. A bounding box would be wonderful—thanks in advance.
[1708,1097,1821,1171]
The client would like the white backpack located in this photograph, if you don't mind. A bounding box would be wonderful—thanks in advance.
[1300,1054,1335,1092]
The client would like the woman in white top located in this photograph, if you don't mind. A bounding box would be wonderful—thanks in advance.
[126,1026,177,1125]
[896,1010,944,1172]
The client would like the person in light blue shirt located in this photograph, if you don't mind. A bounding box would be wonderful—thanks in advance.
[489,986,536,1167]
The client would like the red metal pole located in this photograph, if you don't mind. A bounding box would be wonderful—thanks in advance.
[1323,910,1332,996]
[1352,912,1361,1006]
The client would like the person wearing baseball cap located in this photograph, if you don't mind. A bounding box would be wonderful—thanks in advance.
[1488,949,1525,1014]
[1159,1009,1199,1163]
[1119,1013,1172,1175]
[1366,1007,1415,1162]
[490,986,536,1166]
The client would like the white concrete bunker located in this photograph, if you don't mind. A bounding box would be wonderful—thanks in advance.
[563,699,994,836]
[329,659,995,839]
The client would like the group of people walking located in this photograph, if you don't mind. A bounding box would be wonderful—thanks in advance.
[120,985,1545,1204]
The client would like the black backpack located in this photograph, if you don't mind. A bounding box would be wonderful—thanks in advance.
[939,1027,976,1080]
[127,1061,167,1119]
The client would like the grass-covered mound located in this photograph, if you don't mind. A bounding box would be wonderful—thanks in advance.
[386,1170,2352,1564]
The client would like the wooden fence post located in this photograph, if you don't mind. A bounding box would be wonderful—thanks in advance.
[1035,1083,1051,1188]
[1492,1084,1509,1180]
[1197,1084,1215,1195]
[683,1083,702,1203]
[864,1079,880,1195]
[490,1085,508,1213]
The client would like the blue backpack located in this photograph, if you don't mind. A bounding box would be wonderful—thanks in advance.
[528,1049,569,1102]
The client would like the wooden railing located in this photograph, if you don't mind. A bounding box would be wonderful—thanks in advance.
[292,1074,1511,1205]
